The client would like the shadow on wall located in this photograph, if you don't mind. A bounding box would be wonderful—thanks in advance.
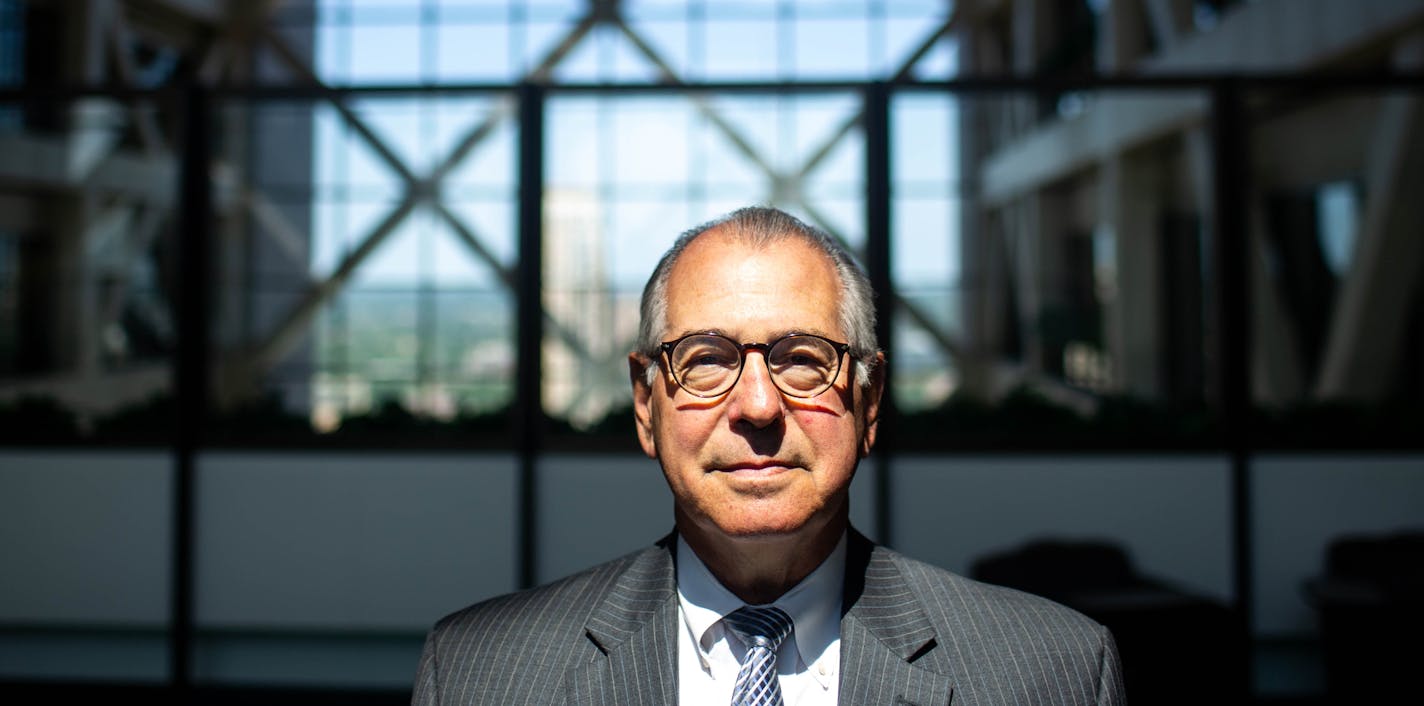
[970,538,1247,705]
[1304,529,1424,703]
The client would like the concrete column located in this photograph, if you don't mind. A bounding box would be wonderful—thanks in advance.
[1247,203,1306,404]
[1011,198,1044,374]
[1096,0,1151,71]
[38,0,109,377]
[956,16,995,399]
[1099,151,1164,398]
[1143,0,1194,51]
[957,8,1008,399]
[1007,191,1078,377]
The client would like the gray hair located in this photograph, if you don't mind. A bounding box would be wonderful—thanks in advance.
[636,206,880,387]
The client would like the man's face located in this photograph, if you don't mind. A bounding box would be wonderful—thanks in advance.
[630,230,883,545]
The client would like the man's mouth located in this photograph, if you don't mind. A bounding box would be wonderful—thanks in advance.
[714,462,796,476]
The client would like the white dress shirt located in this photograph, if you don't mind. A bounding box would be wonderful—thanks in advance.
[675,533,845,706]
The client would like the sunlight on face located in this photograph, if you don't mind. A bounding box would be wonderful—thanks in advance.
[633,230,880,546]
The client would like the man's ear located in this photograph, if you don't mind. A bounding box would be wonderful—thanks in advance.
[859,351,887,458]
[629,352,658,459]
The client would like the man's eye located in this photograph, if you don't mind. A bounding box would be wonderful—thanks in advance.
[685,350,735,367]
[773,347,826,368]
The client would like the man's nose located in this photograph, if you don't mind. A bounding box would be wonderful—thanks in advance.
[726,352,783,428]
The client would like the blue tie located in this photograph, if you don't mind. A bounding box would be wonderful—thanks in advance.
[722,606,794,706]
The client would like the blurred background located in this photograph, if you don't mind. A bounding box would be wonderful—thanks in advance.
[1,0,1422,703]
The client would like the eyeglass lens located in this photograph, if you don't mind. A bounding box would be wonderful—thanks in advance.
[668,335,841,397]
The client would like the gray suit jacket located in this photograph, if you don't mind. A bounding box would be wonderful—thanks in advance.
[413,531,1125,705]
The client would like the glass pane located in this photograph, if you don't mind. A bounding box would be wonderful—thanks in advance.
[347,23,424,83]
[703,19,781,80]
[892,93,960,414]
[795,18,870,78]
[212,94,517,444]
[436,22,513,82]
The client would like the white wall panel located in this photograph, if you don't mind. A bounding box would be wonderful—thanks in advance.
[0,451,171,625]
[195,452,517,631]
[848,460,881,543]
[536,454,672,583]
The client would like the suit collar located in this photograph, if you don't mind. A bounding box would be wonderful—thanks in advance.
[842,529,939,660]
[566,536,680,704]
[840,529,956,704]
[583,534,678,653]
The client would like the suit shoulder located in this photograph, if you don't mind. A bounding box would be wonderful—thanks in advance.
[866,547,1126,703]
[880,546,1110,639]
[426,545,649,648]
[414,544,674,703]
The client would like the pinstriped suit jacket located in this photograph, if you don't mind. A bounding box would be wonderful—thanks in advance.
[413,530,1125,705]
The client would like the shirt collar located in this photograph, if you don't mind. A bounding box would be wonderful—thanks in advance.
[676,532,845,675]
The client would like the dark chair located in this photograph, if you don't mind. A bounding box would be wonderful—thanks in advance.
[1304,529,1424,703]
[971,539,1246,705]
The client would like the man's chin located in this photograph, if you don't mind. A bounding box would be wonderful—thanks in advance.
[675,497,844,547]
[718,525,803,542]
[708,511,826,543]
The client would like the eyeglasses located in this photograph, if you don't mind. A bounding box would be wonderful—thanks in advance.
[658,333,851,399]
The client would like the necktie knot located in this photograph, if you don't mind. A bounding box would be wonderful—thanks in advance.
[723,605,794,654]
[723,606,793,706]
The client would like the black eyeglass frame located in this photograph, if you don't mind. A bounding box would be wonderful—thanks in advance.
[657,332,853,399]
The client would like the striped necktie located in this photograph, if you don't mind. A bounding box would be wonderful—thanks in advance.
[723,605,794,706]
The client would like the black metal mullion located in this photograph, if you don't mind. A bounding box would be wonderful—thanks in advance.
[1210,77,1253,699]
[863,81,894,547]
[171,82,212,699]
[515,82,545,590]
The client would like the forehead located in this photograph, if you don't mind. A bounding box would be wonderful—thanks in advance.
[662,229,843,338]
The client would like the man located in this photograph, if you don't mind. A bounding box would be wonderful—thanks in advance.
[414,207,1125,705]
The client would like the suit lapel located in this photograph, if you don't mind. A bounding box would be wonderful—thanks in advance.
[840,531,955,706]
[565,538,679,706]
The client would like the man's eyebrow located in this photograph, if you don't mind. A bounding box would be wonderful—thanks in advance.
[763,328,837,342]
[665,328,838,342]
[665,327,731,341]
